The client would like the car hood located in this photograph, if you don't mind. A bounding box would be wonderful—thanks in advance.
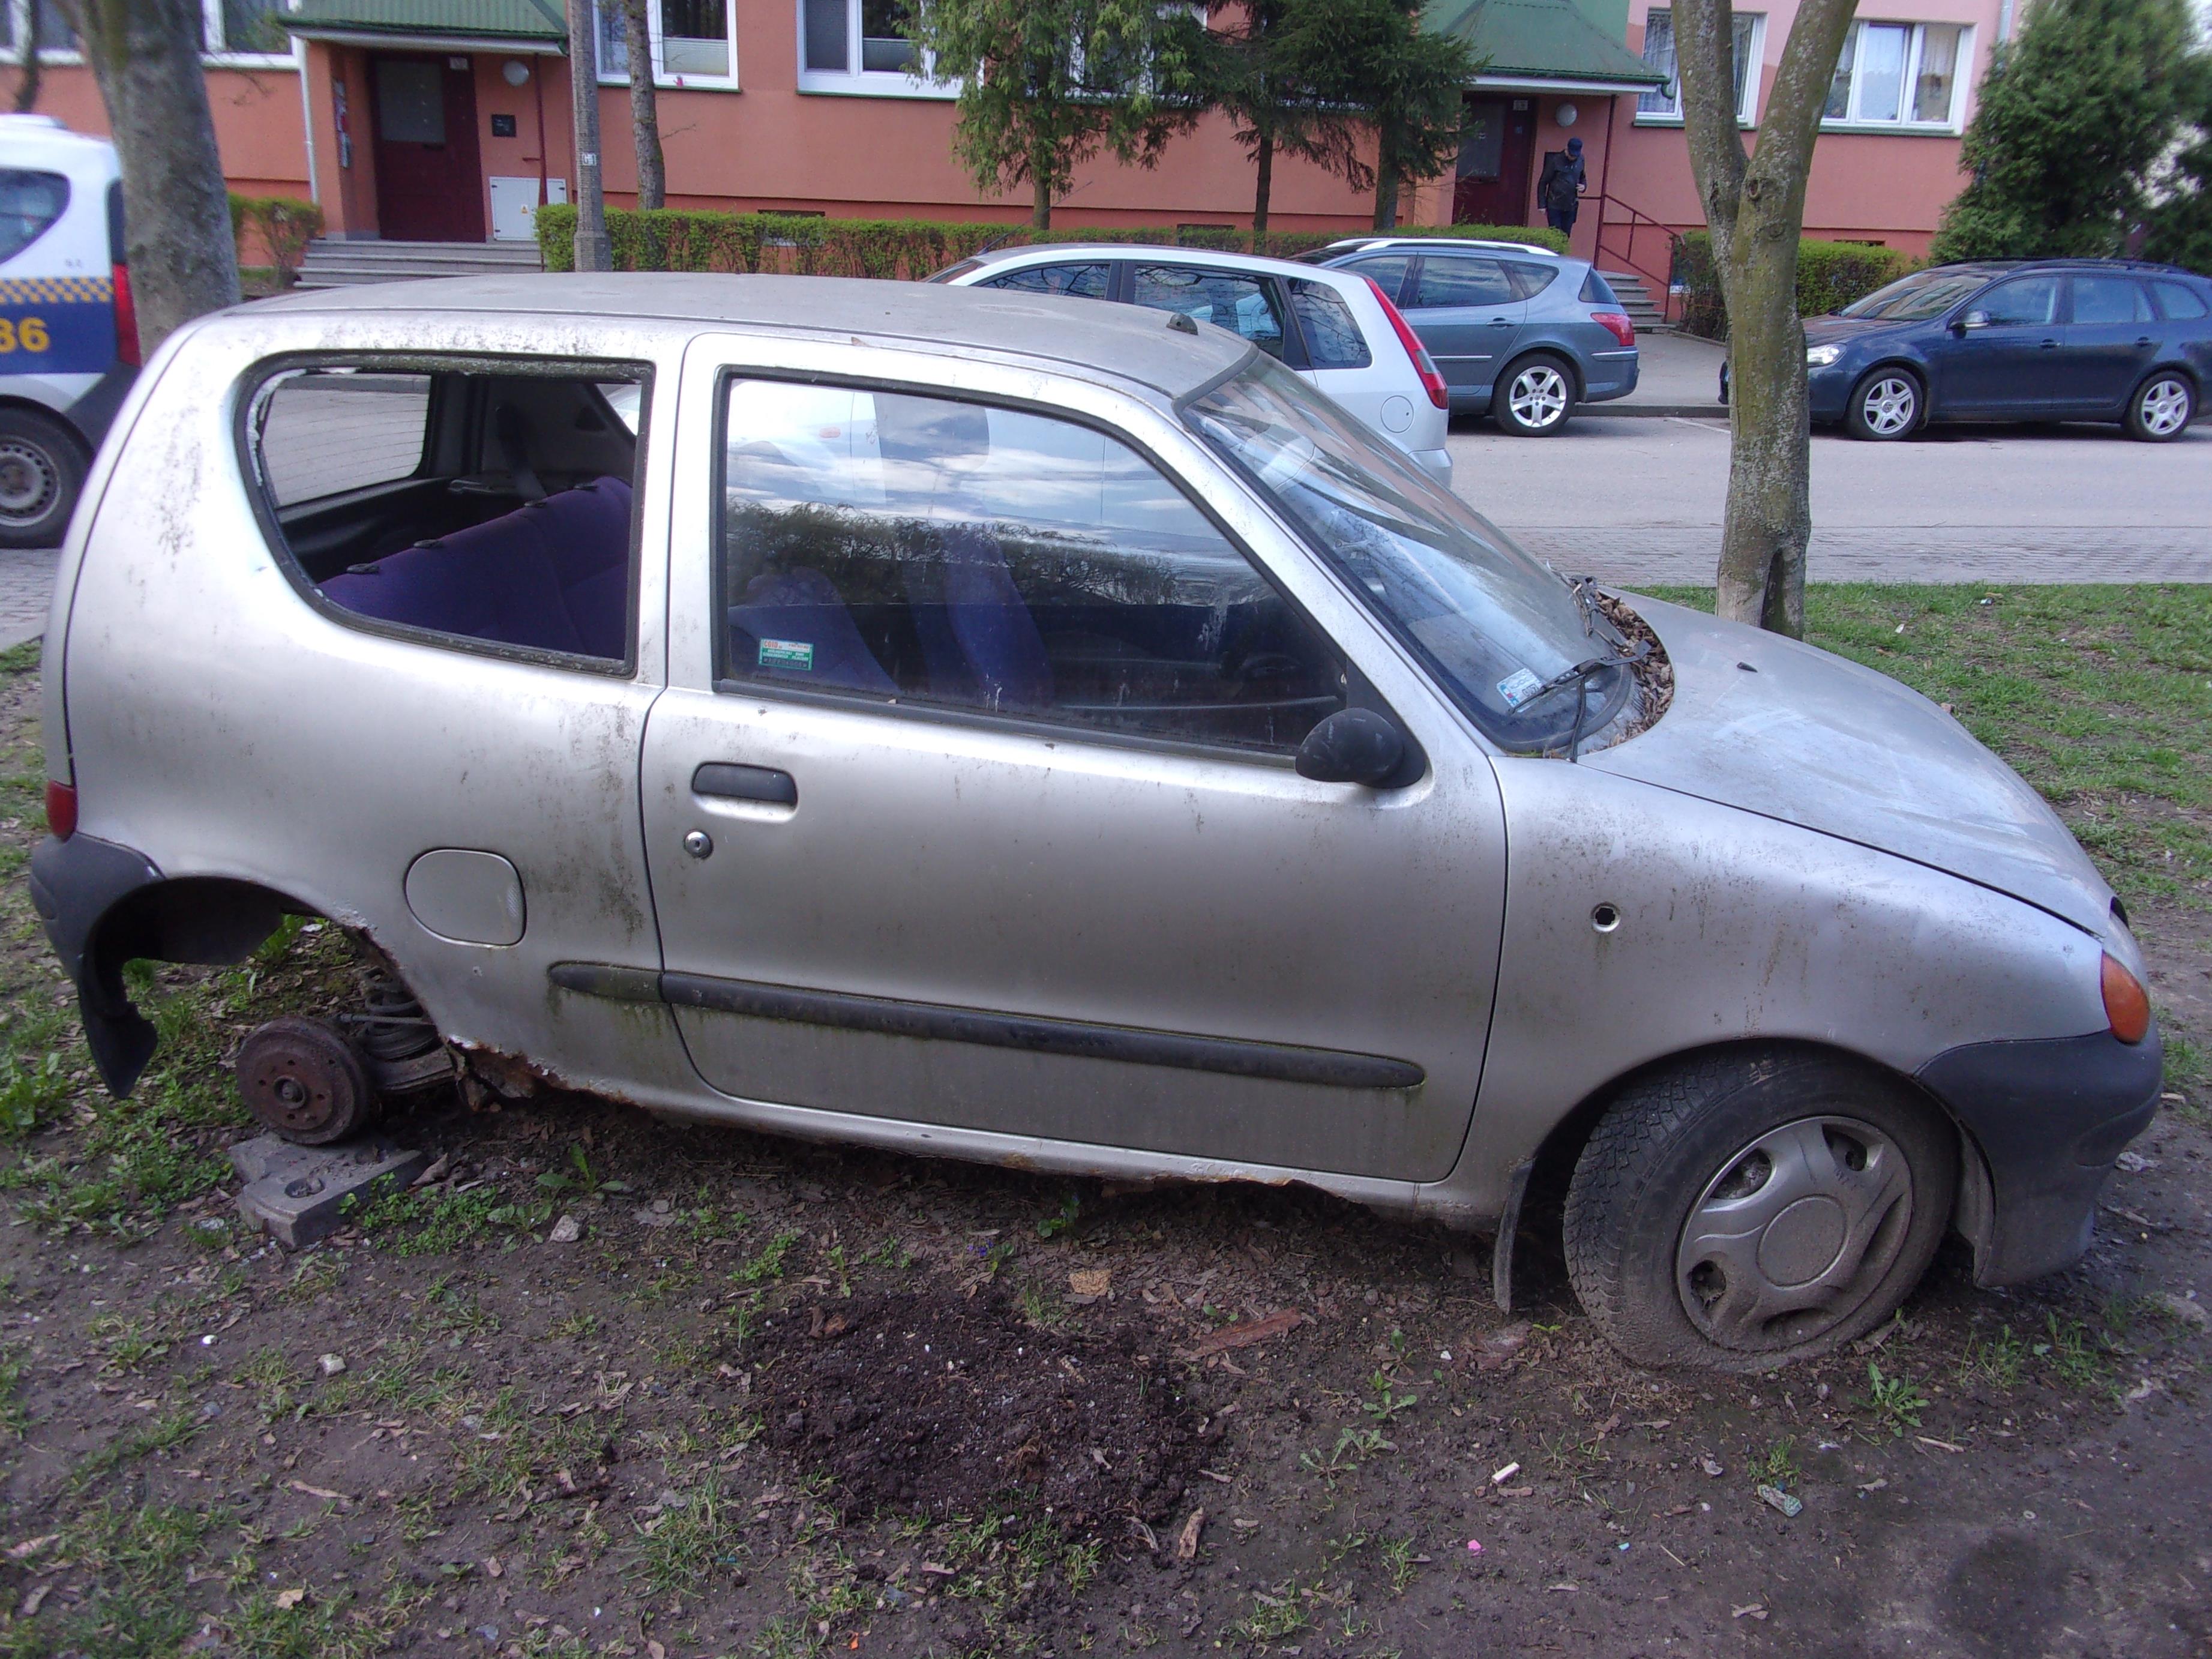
[1585,598,2115,937]
[1803,315,1917,346]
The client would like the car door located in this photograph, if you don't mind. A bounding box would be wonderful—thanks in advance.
[2060,274,2159,414]
[1403,256,1525,399]
[1930,274,2063,416]
[636,334,1508,1184]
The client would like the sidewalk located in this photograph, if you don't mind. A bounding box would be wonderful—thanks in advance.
[1581,329,1726,417]
[0,550,55,651]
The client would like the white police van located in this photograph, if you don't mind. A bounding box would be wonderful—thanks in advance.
[0,115,137,548]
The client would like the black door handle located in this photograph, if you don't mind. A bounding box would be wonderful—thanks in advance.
[692,763,796,805]
[2039,339,2058,349]
[2136,336,2153,348]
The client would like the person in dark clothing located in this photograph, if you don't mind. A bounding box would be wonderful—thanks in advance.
[1539,136,1587,238]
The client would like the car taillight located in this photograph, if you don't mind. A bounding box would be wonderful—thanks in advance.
[2101,954,2150,1044]
[1366,277,1449,410]
[1591,310,1635,348]
[44,780,76,841]
[112,262,139,367]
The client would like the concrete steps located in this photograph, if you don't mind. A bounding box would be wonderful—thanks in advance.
[1597,269,1668,332]
[296,238,544,289]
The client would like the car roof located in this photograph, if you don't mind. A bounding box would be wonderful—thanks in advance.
[247,272,1255,399]
[959,241,1354,281]
[0,115,119,177]
[1320,236,1565,261]
[1920,257,2201,279]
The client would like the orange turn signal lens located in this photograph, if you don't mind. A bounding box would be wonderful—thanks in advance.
[2101,954,2150,1044]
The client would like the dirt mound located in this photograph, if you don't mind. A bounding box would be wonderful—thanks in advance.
[748,1289,1208,1534]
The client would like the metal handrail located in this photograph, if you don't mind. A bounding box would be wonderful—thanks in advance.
[1588,193,1685,325]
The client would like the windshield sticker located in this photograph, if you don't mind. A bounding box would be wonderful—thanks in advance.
[1497,668,1544,708]
[759,639,815,672]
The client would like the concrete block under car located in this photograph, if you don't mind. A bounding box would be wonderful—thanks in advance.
[230,1134,428,1248]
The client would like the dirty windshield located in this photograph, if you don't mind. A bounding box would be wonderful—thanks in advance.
[1185,358,1629,751]
[1838,268,1991,321]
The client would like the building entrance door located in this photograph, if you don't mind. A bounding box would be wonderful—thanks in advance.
[371,55,485,242]
[1452,96,1534,226]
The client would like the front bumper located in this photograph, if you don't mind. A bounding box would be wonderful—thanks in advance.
[1807,366,1853,423]
[1916,1028,2163,1286]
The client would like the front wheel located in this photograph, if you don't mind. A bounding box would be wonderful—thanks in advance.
[0,407,88,549]
[1844,368,1922,441]
[1493,355,1575,436]
[2124,372,2194,442]
[1563,1049,1956,1371]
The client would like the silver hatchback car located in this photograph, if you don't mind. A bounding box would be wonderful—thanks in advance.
[33,276,2157,1371]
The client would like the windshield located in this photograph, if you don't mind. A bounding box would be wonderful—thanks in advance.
[1185,358,1632,752]
[1839,268,1992,321]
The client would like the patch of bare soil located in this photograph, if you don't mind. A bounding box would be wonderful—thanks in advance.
[752,1290,1209,1533]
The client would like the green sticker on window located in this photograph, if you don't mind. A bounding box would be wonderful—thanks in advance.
[759,638,814,672]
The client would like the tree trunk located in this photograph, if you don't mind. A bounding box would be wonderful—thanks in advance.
[1031,170,1052,229]
[12,40,40,113]
[567,0,614,271]
[1372,163,1399,229]
[1673,0,1858,637]
[1252,130,1273,242]
[68,0,239,357]
[624,0,665,211]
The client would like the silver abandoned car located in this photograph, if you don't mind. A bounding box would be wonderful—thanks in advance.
[31,276,2159,1371]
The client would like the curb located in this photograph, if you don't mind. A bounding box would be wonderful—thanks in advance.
[1572,403,1727,419]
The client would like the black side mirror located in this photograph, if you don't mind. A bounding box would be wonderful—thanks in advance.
[1296,708,1407,787]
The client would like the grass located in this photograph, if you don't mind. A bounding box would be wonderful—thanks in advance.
[1638,584,2212,914]
[1863,1362,1931,1437]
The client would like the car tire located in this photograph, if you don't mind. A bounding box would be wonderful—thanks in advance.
[1563,1047,1956,1371]
[1844,367,1923,441]
[0,406,89,550]
[2123,372,2194,442]
[1493,354,1575,436]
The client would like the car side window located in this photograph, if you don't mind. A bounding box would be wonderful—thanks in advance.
[0,169,69,266]
[1285,279,1371,370]
[1409,257,1516,309]
[247,361,646,669]
[1978,277,2059,327]
[1501,262,1558,301]
[2151,279,2208,320]
[1342,255,1411,303]
[2070,275,2153,325]
[981,262,1113,300]
[1130,265,1287,358]
[716,378,1346,754]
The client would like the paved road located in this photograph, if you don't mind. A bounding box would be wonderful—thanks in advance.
[1451,413,2212,585]
[0,550,54,652]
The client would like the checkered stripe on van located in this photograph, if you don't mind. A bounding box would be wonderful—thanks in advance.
[0,276,113,304]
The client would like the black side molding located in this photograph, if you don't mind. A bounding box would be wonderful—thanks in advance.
[551,962,1423,1091]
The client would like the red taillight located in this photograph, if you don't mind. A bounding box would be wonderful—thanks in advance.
[1592,310,1635,348]
[2102,954,2151,1044]
[1366,277,1449,410]
[112,262,139,367]
[44,780,76,841]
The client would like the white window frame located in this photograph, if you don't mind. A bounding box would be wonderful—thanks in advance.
[594,0,741,91]
[0,0,83,65]
[1820,20,1971,134]
[200,0,299,67]
[796,0,955,98]
[1633,8,1764,127]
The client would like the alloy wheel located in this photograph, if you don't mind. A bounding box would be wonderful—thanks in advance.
[0,439,59,527]
[1859,376,1917,437]
[1507,365,1570,430]
[1674,1115,1913,1350]
[2138,378,2191,438]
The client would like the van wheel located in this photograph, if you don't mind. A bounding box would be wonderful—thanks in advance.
[0,408,88,549]
[1494,355,1575,436]
[1563,1049,1955,1371]
[2124,373,2194,442]
[1845,369,1922,440]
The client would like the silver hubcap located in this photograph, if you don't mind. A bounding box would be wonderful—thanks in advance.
[2139,378,2190,436]
[1860,377,1916,436]
[1675,1115,1913,1351]
[0,439,58,524]
[1508,366,1569,429]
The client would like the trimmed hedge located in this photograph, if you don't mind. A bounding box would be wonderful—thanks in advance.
[532,204,1567,278]
[229,194,323,288]
[1674,232,1916,338]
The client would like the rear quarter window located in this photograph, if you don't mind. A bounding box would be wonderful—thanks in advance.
[2151,279,2209,320]
[0,170,70,266]
[1504,262,1558,300]
[1286,279,1372,370]
[1578,268,1620,307]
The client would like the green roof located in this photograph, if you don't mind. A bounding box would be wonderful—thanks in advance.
[1425,0,1667,86]
[283,0,567,44]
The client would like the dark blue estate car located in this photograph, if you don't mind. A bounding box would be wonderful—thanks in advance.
[1749,260,2211,441]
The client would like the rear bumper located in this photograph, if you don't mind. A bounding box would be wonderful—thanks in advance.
[1580,349,1639,403]
[1408,446,1452,486]
[1915,1028,2163,1286]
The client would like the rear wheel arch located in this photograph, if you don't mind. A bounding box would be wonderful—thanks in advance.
[2123,364,2197,441]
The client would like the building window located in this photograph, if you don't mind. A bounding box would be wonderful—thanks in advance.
[1636,10,1763,124]
[208,0,287,55]
[1824,21,1967,128]
[595,0,738,86]
[799,0,951,94]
